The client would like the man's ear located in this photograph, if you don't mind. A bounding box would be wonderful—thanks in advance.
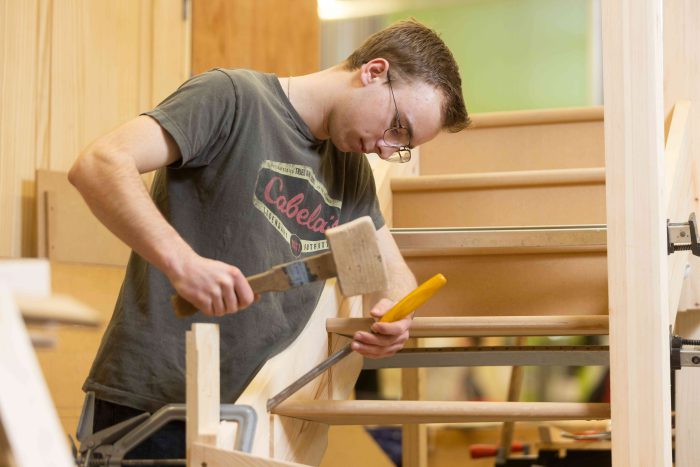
[360,58,389,86]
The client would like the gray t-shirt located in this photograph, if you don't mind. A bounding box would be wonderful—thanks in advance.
[83,69,384,413]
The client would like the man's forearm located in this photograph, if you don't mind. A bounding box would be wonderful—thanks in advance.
[68,148,192,278]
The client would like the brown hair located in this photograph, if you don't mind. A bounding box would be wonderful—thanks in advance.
[345,19,470,132]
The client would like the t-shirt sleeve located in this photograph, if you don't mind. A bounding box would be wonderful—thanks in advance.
[342,153,385,230]
[143,69,236,168]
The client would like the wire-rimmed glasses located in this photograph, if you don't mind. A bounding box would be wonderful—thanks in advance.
[383,72,412,163]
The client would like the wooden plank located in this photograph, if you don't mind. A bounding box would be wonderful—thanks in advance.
[190,442,309,467]
[0,284,74,466]
[664,101,693,324]
[674,310,700,466]
[419,107,604,175]
[186,323,221,462]
[17,294,100,326]
[405,252,608,317]
[392,169,606,228]
[0,259,50,296]
[272,401,611,425]
[601,1,672,466]
[327,315,609,338]
[664,2,700,463]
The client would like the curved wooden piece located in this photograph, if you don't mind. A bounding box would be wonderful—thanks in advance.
[272,400,611,425]
[233,279,363,466]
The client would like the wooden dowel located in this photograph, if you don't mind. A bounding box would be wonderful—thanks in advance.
[469,106,603,129]
[271,401,611,425]
[391,168,605,192]
[327,316,609,338]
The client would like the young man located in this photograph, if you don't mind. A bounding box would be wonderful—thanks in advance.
[69,19,469,459]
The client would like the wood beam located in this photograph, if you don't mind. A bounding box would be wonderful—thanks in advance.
[601,1,672,466]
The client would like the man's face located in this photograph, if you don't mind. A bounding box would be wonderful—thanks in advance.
[329,77,444,159]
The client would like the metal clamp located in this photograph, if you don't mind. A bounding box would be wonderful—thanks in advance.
[667,213,700,256]
[75,392,257,466]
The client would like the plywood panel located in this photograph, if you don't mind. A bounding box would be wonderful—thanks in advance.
[420,120,604,175]
[405,252,608,317]
[46,189,131,266]
[192,0,319,76]
[392,171,606,228]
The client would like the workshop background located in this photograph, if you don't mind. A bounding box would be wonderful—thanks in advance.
[0,1,606,466]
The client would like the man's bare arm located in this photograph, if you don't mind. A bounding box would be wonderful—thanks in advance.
[68,115,254,316]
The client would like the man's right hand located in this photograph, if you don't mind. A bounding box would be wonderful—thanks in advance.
[167,252,256,317]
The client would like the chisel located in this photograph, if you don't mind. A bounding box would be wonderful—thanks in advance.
[266,273,447,411]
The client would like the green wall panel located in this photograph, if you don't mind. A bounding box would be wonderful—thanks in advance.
[390,0,594,113]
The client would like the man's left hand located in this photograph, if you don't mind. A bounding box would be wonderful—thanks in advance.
[351,298,411,359]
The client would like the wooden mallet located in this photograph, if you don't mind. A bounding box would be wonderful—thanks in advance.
[172,216,387,317]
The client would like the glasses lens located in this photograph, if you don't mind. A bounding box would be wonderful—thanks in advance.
[385,148,411,164]
[383,127,410,147]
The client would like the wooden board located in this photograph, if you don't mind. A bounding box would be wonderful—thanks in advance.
[418,107,604,175]
[674,309,700,466]
[404,252,608,317]
[190,442,308,467]
[664,101,693,324]
[0,284,74,466]
[46,188,131,266]
[601,1,673,465]
[664,2,700,465]
[392,169,606,228]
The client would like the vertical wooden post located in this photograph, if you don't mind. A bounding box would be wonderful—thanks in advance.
[401,337,427,467]
[186,323,220,463]
[601,0,672,465]
[674,310,700,465]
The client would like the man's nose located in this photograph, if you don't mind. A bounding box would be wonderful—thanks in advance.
[375,140,396,159]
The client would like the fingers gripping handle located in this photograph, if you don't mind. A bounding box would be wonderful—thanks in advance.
[171,268,289,318]
[379,274,447,323]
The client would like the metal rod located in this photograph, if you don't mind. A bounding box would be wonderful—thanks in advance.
[362,345,609,369]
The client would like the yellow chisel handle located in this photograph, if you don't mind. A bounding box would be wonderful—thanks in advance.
[379,273,447,323]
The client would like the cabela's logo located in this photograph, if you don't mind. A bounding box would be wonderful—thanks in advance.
[253,161,342,256]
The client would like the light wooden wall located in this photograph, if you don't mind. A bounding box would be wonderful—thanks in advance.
[192,0,319,76]
[0,0,190,259]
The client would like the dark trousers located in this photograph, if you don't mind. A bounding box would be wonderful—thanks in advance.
[93,398,186,463]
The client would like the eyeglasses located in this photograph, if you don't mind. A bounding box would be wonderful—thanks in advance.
[383,72,412,163]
